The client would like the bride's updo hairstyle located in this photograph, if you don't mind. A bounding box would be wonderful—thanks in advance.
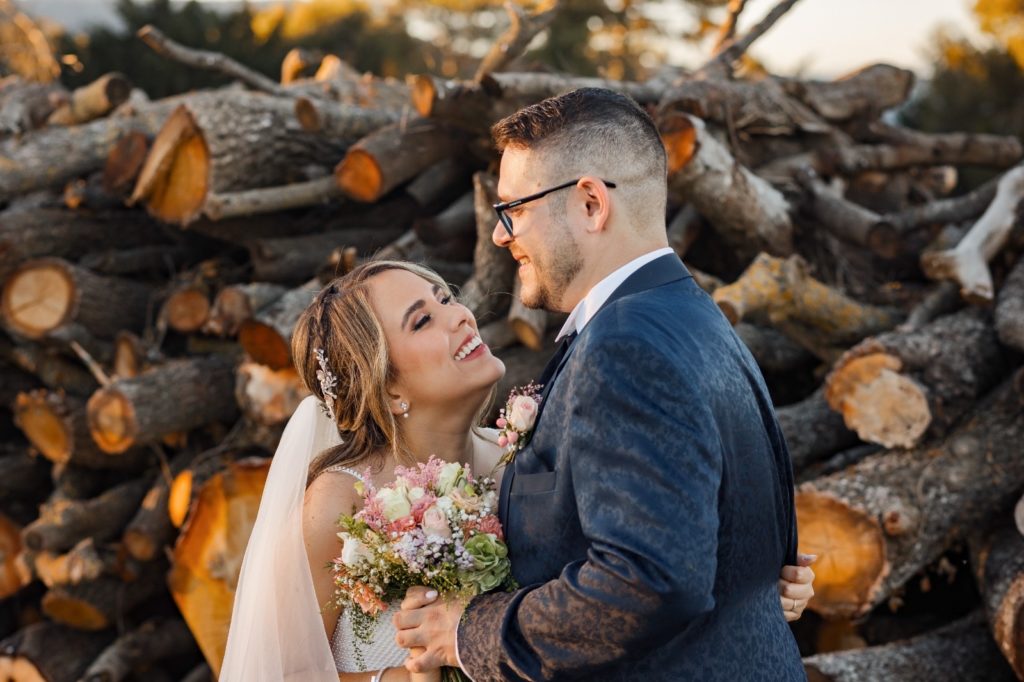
[292,260,452,485]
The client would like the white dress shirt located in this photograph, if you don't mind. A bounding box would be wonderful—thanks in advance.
[555,247,675,341]
[454,247,674,680]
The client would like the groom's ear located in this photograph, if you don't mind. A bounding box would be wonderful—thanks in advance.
[576,176,611,234]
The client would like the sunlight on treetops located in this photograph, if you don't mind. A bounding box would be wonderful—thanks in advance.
[251,0,371,41]
[973,0,1024,68]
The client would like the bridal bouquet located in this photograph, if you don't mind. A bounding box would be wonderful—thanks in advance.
[332,456,513,678]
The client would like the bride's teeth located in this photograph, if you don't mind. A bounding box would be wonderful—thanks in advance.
[455,335,482,360]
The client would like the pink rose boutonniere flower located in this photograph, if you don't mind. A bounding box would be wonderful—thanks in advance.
[496,382,543,467]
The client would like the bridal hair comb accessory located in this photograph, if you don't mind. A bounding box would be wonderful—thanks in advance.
[315,348,338,421]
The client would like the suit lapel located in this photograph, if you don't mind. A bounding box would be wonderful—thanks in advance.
[537,254,692,403]
[501,254,693,527]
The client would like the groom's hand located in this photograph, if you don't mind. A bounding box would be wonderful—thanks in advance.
[394,586,466,673]
[780,553,816,622]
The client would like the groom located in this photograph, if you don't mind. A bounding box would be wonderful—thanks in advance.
[395,88,805,680]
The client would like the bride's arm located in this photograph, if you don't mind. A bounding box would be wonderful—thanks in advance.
[304,475,433,682]
[303,473,361,641]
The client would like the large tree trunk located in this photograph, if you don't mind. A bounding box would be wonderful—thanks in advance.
[47,73,132,127]
[41,559,167,631]
[970,525,1024,679]
[920,165,1024,303]
[203,283,287,338]
[0,622,113,682]
[995,255,1024,353]
[13,391,152,469]
[0,450,50,503]
[0,512,26,599]
[796,374,1024,619]
[334,118,464,202]
[712,253,902,350]
[168,457,270,678]
[237,279,320,370]
[1,259,153,342]
[824,308,1007,448]
[0,208,172,282]
[776,388,859,473]
[129,92,353,225]
[803,611,1015,682]
[661,114,793,261]
[0,340,97,398]
[234,361,309,427]
[80,617,196,682]
[0,97,180,201]
[86,355,238,454]
[22,476,150,553]
[248,222,410,283]
[457,172,516,324]
[777,63,915,122]
[122,448,200,562]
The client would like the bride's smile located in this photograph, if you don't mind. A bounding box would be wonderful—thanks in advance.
[367,268,505,417]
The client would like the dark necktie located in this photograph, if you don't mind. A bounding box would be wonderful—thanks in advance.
[538,330,578,388]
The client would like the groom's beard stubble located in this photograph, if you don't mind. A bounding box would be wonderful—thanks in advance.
[522,222,584,312]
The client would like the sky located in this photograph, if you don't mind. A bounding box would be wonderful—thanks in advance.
[21,0,989,78]
[714,0,985,77]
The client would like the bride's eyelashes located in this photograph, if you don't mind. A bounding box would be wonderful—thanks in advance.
[411,294,454,331]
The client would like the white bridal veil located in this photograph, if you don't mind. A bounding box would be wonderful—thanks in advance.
[220,395,342,681]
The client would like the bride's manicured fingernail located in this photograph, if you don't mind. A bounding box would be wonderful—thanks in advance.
[425,590,438,600]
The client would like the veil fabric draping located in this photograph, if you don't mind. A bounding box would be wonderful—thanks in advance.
[220,395,342,681]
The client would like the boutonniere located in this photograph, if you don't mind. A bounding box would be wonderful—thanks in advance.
[496,382,543,467]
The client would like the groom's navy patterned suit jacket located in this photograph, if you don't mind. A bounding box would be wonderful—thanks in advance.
[458,254,804,681]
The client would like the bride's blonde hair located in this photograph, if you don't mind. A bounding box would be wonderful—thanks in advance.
[292,260,453,485]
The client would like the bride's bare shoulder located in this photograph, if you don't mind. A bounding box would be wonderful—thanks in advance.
[304,468,362,525]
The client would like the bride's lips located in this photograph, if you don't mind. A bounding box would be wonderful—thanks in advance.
[459,343,488,362]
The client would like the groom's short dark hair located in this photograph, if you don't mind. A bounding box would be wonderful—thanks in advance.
[491,87,666,180]
[491,88,667,228]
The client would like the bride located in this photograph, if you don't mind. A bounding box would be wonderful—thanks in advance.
[219,260,814,682]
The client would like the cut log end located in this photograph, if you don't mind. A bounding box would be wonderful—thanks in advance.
[293,97,321,131]
[0,514,26,600]
[993,577,1024,678]
[168,470,193,529]
[1,261,75,338]
[335,149,384,203]
[130,105,209,225]
[163,287,211,333]
[825,353,931,449]
[660,120,699,175]
[122,529,157,564]
[40,591,109,631]
[113,331,144,379]
[866,221,901,260]
[169,458,270,677]
[102,131,149,194]
[409,74,437,117]
[237,320,291,370]
[13,392,71,463]
[86,388,138,454]
[796,490,888,619]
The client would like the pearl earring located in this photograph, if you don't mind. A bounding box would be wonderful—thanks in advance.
[400,402,409,418]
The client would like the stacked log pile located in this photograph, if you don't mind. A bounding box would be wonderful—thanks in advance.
[0,0,1022,679]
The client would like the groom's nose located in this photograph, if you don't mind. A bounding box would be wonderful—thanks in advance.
[492,220,512,248]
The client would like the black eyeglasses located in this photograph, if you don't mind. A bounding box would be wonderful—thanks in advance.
[492,178,617,239]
